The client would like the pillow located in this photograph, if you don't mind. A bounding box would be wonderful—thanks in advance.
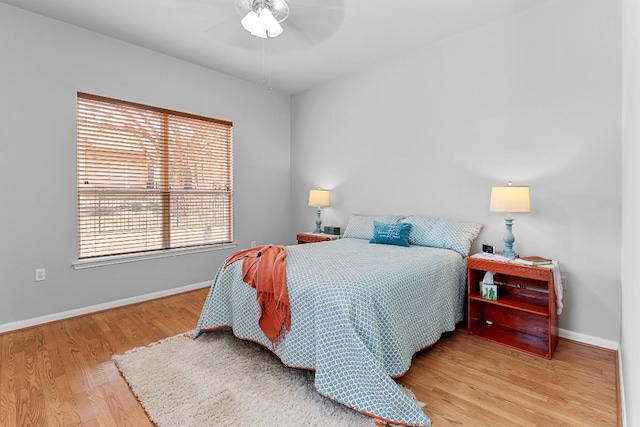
[369,221,412,247]
[342,214,404,240]
[402,216,483,257]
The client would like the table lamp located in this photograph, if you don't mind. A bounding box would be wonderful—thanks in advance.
[489,182,530,259]
[308,189,330,233]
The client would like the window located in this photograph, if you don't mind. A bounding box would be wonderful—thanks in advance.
[77,93,233,259]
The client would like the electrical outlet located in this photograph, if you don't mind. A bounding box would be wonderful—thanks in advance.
[250,241,256,248]
[35,268,46,282]
[561,276,567,291]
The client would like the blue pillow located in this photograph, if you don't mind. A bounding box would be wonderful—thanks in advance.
[369,221,412,247]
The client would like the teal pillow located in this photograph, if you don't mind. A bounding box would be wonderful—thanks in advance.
[343,214,403,240]
[369,221,412,247]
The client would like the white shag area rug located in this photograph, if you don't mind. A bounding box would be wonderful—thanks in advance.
[112,329,375,427]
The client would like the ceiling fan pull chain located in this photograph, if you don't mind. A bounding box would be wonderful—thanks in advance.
[267,36,272,92]
[260,35,272,92]
[261,36,267,87]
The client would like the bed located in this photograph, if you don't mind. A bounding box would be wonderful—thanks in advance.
[194,215,482,426]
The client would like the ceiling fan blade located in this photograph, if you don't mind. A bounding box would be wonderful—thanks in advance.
[203,15,263,50]
[289,0,343,10]
[180,0,234,5]
[175,0,238,28]
[273,21,314,51]
[285,5,344,43]
[289,3,344,19]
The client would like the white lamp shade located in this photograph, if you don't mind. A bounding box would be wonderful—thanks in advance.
[241,11,259,32]
[489,185,530,213]
[259,9,283,37]
[308,189,330,207]
[242,9,283,38]
[250,26,266,38]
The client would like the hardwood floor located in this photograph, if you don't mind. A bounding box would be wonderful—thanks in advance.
[0,288,618,426]
[398,331,618,426]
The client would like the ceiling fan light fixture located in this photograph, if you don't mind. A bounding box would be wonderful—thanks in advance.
[238,0,288,39]
[241,10,259,33]
[249,25,266,38]
[259,9,283,37]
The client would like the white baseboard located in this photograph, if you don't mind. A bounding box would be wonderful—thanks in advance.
[0,281,211,334]
[558,327,619,350]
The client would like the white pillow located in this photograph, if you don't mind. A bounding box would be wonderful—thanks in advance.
[401,216,483,257]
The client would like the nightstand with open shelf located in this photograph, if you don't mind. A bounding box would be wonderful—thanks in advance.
[467,257,558,359]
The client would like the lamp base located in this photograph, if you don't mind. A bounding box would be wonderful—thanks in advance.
[500,249,518,259]
[501,217,517,259]
[313,208,322,234]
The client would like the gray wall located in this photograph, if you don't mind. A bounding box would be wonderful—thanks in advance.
[291,0,621,342]
[621,0,638,423]
[0,4,291,325]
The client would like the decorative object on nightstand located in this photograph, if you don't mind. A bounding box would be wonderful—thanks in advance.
[481,283,498,300]
[323,225,341,235]
[489,181,530,259]
[515,256,552,266]
[480,271,497,300]
[308,189,330,233]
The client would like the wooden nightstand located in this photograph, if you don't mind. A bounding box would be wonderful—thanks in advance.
[296,232,340,244]
[466,257,558,359]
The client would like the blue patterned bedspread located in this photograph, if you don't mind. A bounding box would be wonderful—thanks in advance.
[194,238,466,426]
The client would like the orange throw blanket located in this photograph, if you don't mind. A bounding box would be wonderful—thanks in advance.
[224,245,290,348]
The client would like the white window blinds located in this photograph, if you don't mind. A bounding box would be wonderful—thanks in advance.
[77,93,233,259]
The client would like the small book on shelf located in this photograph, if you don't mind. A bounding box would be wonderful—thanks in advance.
[515,256,552,266]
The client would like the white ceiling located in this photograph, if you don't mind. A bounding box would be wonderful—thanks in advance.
[1,0,547,94]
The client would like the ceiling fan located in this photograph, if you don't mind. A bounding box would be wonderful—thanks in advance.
[195,0,344,53]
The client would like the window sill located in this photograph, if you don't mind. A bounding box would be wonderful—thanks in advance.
[72,242,238,270]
